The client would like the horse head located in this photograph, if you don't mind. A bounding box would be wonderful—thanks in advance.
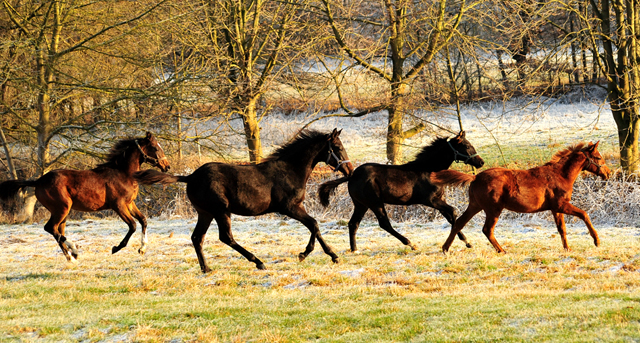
[137,132,171,172]
[582,141,611,180]
[448,131,485,168]
[325,128,354,177]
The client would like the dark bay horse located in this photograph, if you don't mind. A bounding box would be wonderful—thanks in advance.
[431,141,611,253]
[134,129,354,272]
[0,132,170,261]
[318,131,485,252]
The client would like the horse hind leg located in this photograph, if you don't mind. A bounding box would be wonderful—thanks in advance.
[348,203,368,252]
[190,211,215,273]
[214,212,267,270]
[431,197,472,248]
[370,205,417,250]
[43,208,77,262]
[442,202,482,253]
[481,211,505,253]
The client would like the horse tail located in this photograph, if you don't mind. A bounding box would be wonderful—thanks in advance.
[0,179,39,201]
[133,169,189,185]
[318,177,350,207]
[430,170,476,187]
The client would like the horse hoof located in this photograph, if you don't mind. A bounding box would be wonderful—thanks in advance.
[409,244,418,251]
[111,246,119,254]
[331,257,340,264]
[298,253,306,262]
[256,263,266,270]
[138,248,146,255]
[465,243,473,248]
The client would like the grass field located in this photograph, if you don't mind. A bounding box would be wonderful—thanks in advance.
[2,216,640,342]
[2,91,639,342]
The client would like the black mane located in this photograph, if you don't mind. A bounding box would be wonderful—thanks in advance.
[96,138,137,169]
[262,130,327,162]
[404,136,452,170]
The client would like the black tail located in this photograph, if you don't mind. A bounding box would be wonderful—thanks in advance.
[0,179,38,202]
[318,177,350,207]
[133,169,189,185]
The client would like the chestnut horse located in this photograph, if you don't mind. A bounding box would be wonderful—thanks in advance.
[0,132,170,261]
[318,131,485,252]
[431,141,611,253]
[134,129,354,272]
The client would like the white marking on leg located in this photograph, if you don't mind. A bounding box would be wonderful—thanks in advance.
[64,240,78,256]
[139,231,148,253]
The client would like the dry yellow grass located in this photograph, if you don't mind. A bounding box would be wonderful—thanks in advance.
[1,217,640,342]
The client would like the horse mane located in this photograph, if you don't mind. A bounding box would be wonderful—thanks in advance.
[261,130,327,162]
[404,136,449,167]
[96,138,137,169]
[545,142,587,165]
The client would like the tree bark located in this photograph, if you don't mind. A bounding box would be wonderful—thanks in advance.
[242,97,262,163]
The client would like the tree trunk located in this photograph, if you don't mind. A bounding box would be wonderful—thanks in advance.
[386,82,409,164]
[613,106,639,173]
[242,97,262,163]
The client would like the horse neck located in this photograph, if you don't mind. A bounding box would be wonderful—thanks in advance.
[555,153,587,183]
[281,142,324,183]
[121,148,143,176]
[405,141,455,172]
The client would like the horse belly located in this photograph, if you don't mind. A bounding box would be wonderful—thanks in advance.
[502,192,547,213]
[71,188,108,212]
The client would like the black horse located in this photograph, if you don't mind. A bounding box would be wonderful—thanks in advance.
[134,129,354,272]
[0,132,170,261]
[318,131,484,252]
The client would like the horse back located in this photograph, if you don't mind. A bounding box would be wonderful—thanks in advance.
[348,163,437,205]
[472,167,558,213]
[186,162,281,216]
[36,168,136,212]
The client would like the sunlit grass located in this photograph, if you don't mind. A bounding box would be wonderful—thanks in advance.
[1,218,640,342]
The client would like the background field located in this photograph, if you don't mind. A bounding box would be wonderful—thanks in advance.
[2,91,640,342]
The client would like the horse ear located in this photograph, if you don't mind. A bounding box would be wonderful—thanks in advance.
[329,128,339,140]
[593,141,600,150]
[455,130,465,142]
[145,132,153,140]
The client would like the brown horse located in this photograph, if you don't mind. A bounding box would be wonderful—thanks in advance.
[0,132,170,261]
[134,129,354,272]
[318,131,485,252]
[431,141,611,253]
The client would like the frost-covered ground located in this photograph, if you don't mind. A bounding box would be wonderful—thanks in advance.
[1,87,638,268]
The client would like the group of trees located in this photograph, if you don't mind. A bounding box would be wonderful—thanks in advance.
[1,0,640,181]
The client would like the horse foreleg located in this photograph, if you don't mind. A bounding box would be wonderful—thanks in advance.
[191,211,214,273]
[370,205,416,250]
[214,212,266,270]
[112,204,137,254]
[431,198,472,248]
[287,205,339,264]
[348,203,368,252]
[129,203,148,255]
[442,203,481,253]
[558,203,600,247]
[551,211,570,251]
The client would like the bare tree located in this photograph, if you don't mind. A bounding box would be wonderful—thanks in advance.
[0,0,172,218]
[319,0,473,164]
